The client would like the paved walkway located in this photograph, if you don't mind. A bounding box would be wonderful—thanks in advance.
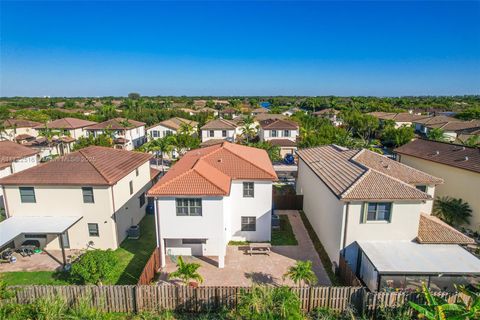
[275,210,331,285]
[159,210,331,286]
[0,249,81,272]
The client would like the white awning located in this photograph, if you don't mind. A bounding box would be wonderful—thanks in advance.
[357,241,480,275]
[0,216,82,248]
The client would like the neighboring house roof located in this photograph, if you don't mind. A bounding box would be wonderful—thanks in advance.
[85,118,145,130]
[3,119,42,128]
[252,107,269,114]
[201,119,237,130]
[15,134,35,142]
[200,139,227,147]
[269,139,297,147]
[220,108,237,114]
[0,141,38,166]
[413,115,459,125]
[417,214,475,245]
[296,145,442,201]
[395,139,480,174]
[259,119,299,130]
[426,120,480,132]
[197,107,217,113]
[150,168,161,180]
[313,108,340,116]
[34,117,97,129]
[0,146,152,186]
[254,114,287,122]
[368,112,430,123]
[156,117,198,131]
[148,142,277,196]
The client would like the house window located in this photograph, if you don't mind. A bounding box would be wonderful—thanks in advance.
[283,130,290,137]
[152,130,160,138]
[364,203,392,222]
[209,130,214,137]
[139,192,145,207]
[222,130,227,137]
[129,181,133,195]
[243,182,254,197]
[271,130,277,137]
[182,239,206,244]
[19,187,36,203]
[176,198,202,216]
[166,130,173,136]
[241,216,256,231]
[88,223,99,237]
[24,234,47,239]
[416,185,427,192]
[135,168,139,176]
[82,187,94,203]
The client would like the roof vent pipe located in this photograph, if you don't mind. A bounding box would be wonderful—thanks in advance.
[465,156,469,161]
[435,150,440,155]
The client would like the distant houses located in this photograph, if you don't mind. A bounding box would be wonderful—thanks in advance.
[1,119,41,142]
[200,119,240,146]
[147,117,198,140]
[84,118,146,150]
[258,119,299,157]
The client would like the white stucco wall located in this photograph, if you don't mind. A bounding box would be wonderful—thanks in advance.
[147,124,176,140]
[201,129,235,142]
[11,155,38,173]
[260,128,298,142]
[296,159,346,266]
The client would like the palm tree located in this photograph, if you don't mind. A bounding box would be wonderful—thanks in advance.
[140,136,176,171]
[283,260,317,286]
[168,256,204,286]
[240,115,257,143]
[433,196,472,226]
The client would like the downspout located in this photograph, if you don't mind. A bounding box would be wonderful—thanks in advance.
[341,202,350,253]
[2,185,10,219]
[110,185,119,248]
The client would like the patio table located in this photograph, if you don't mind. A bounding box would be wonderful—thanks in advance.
[247,243,271,256]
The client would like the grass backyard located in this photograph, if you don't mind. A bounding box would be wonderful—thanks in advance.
[0,214,156,285]
[271,214,298,245]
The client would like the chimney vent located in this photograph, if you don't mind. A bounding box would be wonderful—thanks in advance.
[464,156,469,161]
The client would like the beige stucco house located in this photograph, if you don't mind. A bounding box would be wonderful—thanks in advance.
[0,146,160,254]
[1,119,41,142]
[258,119,299,157]
[395,139,480,231]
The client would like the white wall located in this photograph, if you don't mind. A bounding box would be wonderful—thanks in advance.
[201,129,235,142]
[259,128,298,142]
[296,159,346,266]
[11,155,37,173]
[147,124,176,140]
[2,127,39,141]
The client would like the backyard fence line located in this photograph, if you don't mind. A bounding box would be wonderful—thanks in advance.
[273,194,303,210]
[6,285,467,316]
[338,255,362,287]
[138,247,161,285]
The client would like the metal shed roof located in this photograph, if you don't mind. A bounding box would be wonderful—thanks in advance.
[0,216,82,248]
[357,241,480,275]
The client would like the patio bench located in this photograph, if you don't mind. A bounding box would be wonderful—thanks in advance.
[247,243,271,256]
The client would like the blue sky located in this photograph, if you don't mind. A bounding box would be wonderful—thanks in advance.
[1,1,479,97]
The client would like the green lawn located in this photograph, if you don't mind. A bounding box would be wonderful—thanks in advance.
[0,214,157,286]
[271,215,298,246]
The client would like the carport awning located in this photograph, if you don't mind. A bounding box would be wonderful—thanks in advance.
[0,216,82,248]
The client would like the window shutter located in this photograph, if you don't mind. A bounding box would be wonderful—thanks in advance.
[361,202,368,224]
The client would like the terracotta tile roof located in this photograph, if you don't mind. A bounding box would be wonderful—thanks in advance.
[157,117,198,131]
[417,214,475,245]
[427,120,480,132]
[259,119,299,130]
[354,149,443,185]
[197,107,217,113]
[34,117,97,129]
[254,114,286,122]
[313,108,340,116]
[0,141,38,164]
[148,142,277,196]
[252,107,269,114]
[85,118,145,130]
[269,139,297,147]
[395,139,480,174]
[297,145,440,200]
[0,146,151,186]
[59,136,76,143]
[3,119,42,128]
[413,115,459,125]
[14,134,35,141]
[368,112,430,122]
[150,168,161,179]
[201,119,237,130]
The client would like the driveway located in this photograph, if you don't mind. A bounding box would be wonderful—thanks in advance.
[159,210,331,286]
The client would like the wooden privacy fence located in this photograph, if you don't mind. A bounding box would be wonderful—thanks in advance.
[6,285,466,315]
[138,248,161,285]
[338,255,362,287]
[273,194,303,210]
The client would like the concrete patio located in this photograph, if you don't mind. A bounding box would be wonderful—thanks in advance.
[159,210,331,286]
[0,249,81,272]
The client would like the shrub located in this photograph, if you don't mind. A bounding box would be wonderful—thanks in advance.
[69,249,119,285]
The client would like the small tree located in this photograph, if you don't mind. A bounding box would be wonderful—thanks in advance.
[433,196,472,226]
[168,256,204,286]
[69,250,119,285]
[427,128,446,142]
[283,260,317,286]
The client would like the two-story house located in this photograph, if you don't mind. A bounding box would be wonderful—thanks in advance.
[34,117,97,140]
[296,145,479,291]
[200,119,240,146]
[0,146,159,254]
[258,119,299,157]
[146,117,198,140]
[148,142,277,268]
[313,109,343,126]
[85,118,146,150]
[1,119,41,142]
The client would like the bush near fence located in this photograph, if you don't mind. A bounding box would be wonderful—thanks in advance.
[5,285,467,317]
